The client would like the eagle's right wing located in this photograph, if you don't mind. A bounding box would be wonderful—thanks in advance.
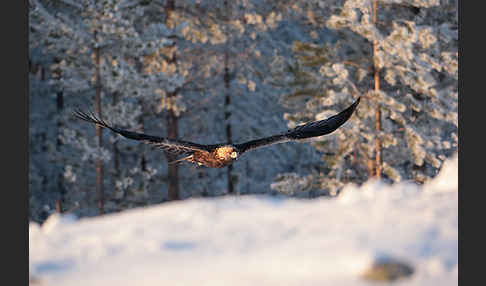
[235,97,360,154]
[73,110,211,155]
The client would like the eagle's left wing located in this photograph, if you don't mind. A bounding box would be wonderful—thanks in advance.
[73,110,212,155]
[235,97,360,154]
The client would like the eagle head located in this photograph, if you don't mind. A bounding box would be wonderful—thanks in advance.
[216,146,239,161]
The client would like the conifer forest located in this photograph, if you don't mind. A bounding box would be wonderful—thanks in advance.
[29,0,457,222]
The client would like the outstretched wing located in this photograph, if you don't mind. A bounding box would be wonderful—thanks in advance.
[235,97,360,154]
[73,110,211,155]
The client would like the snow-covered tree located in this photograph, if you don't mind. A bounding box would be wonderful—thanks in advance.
[145,0,300,196]
[271,0,457,194]
[29,0,182,216]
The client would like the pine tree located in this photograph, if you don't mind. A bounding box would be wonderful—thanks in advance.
[140,0,295,197]
[29,0,182,215]
[271,0,457,194]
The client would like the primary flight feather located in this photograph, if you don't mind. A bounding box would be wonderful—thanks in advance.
[74,97,360,168]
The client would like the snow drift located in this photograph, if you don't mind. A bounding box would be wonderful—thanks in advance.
[29,154,458,286]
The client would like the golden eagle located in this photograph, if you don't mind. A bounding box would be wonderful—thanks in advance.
[74,97,360,168]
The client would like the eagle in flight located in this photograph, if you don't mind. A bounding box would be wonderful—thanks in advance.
[74,97,360,168]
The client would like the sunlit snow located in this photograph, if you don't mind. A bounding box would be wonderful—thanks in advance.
[29,154,458,286]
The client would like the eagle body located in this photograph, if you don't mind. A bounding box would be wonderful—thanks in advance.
[183,145,238,168]
[74,97,360,168]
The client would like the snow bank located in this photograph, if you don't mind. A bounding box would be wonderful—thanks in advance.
[29,155,458,286]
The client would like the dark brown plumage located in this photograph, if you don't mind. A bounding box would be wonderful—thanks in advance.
[74,97,360,168]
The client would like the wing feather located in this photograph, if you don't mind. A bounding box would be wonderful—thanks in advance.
[73,110,210,155]
[287,96,360,140]
[235,134,291,154]
[236,97,360,153]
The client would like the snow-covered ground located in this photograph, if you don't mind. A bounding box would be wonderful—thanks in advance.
[29,154,458,286]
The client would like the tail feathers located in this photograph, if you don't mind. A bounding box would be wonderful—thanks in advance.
[168,154,194,165]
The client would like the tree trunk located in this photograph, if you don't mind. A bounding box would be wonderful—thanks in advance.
[165,0,180,201]
[112,91,120,178]
[56,91,65,213]
[224,46,234,194]
[94,33,104,215]
[167,107,180,200]
[245,160,250,195]
[40,65,45,81]
[139,115,147,192]
[56,91,64,147]
[40,66,48,194]
[372,0,382,180]
[224,0,235,195]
